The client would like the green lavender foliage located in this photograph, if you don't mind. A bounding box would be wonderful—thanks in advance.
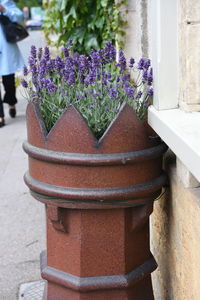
[21,44,153,139]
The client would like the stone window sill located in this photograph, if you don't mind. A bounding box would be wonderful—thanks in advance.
[148,106,200,182]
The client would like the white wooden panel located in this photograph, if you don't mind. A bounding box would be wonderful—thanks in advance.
[150,0,179,110]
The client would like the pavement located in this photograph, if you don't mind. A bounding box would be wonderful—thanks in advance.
[0,33,46,300]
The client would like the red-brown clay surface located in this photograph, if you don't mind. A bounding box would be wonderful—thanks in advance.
[24,102,167,299]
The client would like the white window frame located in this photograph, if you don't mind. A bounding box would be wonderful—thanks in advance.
[148,0,200,183]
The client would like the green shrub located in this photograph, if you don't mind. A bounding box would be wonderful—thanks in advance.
[42,0,127,54]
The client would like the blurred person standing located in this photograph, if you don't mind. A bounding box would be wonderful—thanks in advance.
[0,0,24,127]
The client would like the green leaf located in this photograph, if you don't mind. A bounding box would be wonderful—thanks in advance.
[101,0,108,8]
[60,0,67,11]
[95,17,105,29]
[73,27,87,43]
[68,5,77,19]
[84,34,99,51]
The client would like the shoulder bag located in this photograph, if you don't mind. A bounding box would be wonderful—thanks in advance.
[0,13,29,43]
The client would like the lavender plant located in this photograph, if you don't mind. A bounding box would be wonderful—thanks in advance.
[21,42,153,138]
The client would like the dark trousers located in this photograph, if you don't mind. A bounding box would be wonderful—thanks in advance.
[0,74,17,117]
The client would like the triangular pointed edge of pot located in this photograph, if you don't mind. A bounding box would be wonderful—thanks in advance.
[98,101,129,141]
[26,101,47,146]
[98,102,150,152]
[46,105,99,152]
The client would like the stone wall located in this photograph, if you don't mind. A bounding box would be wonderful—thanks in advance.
[151,152,200,299]
[123,0,149,60]
[179,0,200,111]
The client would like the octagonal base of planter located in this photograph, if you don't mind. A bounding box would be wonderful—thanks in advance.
[38,204,157,300]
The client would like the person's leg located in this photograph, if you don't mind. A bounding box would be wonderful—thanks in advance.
[0,86,5,126]
[0,91,4,117]
[2,74,17,105]
[2,74,17,117]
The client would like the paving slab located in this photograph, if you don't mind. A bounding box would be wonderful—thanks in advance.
[0,97,46,300]
[18,280,45,300]
[0,31,46,300]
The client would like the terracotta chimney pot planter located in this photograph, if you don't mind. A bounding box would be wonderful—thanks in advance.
[23,102,167,299]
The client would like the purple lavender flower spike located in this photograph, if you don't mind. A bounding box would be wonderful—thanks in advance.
[31,65,38,78]
[125,87,135,98]
[148,87,153,96]
[23,66,28,76]
[47,60,54,73]
[63,70,69,81]
[142,69,148,82]
[38,48,43,60]
[144,59,151,69]
[38,58,47,77]
[73,54,80,68]
[148,68,153,85]
[118,50,127,72]
[93,92,99,98]
[28,56,37,73]
[104,41,112,62]
[109,88,117,98]
[102,76,107,86]
[110,45,116,61]
[30,45,37,59]
[40,78,57,93]
[21,78,28,88]
[44,46,50,61]
[136,91,142,99]
[90,49,102,67]
[148,75,153,85]
[89,104,94,109]
[55,56,64,73]
[122,73,130,83]
[79,54,89,70]
[137,58,145,70]
[63,47,69,58]
[105,41,112,48]
[104,41,116,63]
[85,69,96,85]
[65,56,74,74]
[40,78,48,88]
[129,58,135,68]
[124,81,130,88]
[104,105,109,111]
[47,82,57,93]
[68,72,76,85]
[32,75,39,89]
